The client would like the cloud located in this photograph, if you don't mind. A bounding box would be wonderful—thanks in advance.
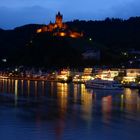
[0,0,61,8]
[0,6,56,29]
[0,0,140,29]
[104,0,140,18]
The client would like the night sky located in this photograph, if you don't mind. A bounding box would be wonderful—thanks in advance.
[0,0,140,29]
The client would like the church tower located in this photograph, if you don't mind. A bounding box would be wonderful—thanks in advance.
[55,12,63,28]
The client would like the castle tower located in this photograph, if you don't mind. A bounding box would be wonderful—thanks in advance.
[55,12,63,28]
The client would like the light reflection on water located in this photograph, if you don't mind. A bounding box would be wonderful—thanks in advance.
[0,79,140,140]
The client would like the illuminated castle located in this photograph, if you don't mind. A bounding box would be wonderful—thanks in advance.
[37,12,83,38]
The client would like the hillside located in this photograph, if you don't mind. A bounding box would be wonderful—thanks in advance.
[0,17,140,68]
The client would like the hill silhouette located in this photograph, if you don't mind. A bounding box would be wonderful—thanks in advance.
[0,17,140,68]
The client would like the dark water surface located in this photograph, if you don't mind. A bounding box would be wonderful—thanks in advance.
[0,79,140,140]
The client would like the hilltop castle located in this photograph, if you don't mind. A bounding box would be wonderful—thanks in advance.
[37,12,83,38]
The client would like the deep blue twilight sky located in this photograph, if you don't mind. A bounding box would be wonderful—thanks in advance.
[0,0,140,29]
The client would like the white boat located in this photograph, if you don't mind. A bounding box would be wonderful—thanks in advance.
[85,79,123,90]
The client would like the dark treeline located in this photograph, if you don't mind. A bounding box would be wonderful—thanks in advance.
[0,17,140,68]
[67,17,140,50]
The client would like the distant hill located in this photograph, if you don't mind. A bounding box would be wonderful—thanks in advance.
[0,17,140,68]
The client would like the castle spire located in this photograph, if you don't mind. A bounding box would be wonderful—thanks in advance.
[55,11,63,28]
[58,11,61,15]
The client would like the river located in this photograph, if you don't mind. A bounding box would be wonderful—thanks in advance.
[0,79,140,140]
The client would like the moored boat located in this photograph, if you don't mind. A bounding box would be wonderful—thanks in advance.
[85,79,123,90]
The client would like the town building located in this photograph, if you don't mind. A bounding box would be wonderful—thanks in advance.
[123,69,140,82]
[95,69,119,81]
[82,50,100,60]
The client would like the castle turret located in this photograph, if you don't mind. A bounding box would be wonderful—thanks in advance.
[55,12,63,28]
